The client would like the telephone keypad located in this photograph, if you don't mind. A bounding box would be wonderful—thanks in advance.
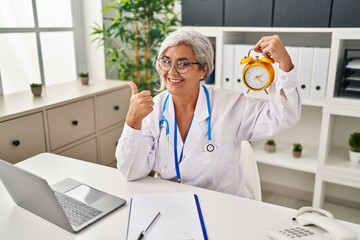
[278,227,315,238]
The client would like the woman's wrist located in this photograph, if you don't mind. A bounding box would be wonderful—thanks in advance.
[126,118,142,130]
[279,61,294,73]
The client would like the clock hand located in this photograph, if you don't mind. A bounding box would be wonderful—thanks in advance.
[259,75,266,82]
[255,75,264,83]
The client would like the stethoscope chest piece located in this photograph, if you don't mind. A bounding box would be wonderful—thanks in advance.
[204,142,215,152]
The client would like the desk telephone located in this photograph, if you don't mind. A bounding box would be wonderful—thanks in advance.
[266,207,357,240]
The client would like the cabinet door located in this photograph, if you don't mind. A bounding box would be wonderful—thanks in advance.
[56,138,98,164]
[224,0,272,27]
[273,0,331,27]
[0,112,46,163]
[47,98,96,150]
[182,0,223,26]
[96,88,131,131]
[99,125,124,166]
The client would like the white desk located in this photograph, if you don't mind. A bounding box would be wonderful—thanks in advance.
[1,153,360,240]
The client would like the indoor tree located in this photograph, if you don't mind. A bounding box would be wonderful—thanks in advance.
[92,0,179,92]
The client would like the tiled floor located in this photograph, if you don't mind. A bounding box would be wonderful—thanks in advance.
[262,191,360,225]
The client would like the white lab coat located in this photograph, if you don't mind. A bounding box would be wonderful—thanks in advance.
[116,68,301,198]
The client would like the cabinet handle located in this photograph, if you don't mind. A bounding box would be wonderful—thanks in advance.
[114,105,120,110]
[72,120,79,126]
[316,85,321,91]
[301,84,306,89]
[225,78,229,82]
[237,79,241,83]
[12,140,21,146]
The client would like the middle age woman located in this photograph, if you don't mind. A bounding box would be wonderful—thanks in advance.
[116,27,301,199]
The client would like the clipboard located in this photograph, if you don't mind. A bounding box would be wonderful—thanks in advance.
[126,192,208,240]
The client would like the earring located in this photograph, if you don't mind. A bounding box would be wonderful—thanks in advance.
[200,76,204,80]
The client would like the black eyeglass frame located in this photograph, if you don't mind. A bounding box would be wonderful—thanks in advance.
[157,57,203,74]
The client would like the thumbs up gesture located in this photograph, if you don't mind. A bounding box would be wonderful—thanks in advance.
[125,82,154,130]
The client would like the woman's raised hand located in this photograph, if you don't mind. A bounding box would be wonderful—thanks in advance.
[125,82,154,130]
[253,35,294,72]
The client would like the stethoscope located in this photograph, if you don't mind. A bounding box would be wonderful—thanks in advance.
[158,85,215,183]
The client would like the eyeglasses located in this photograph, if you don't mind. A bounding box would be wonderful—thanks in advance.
[157,57,202,74]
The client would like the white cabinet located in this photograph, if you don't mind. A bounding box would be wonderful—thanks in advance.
[47,98,96,150]
[0,112,46,163]
[96,89,130,131]
[56,138,98,164]
[0,79,130,167]
[194,27,360,223]
[99,124,124,166]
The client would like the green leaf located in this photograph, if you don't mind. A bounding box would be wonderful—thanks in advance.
[92,0,179,94]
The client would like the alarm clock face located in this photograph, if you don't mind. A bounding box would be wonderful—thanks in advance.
[244,65,270,90]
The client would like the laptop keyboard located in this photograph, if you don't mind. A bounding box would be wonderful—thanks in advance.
[54,191,103,227]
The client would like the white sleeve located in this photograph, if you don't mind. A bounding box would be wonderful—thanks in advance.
[115,122,156,180]
[230,67,301,142]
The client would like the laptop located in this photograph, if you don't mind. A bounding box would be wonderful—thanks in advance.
[0,159,126,233]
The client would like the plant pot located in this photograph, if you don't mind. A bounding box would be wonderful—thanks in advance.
[349,150,360,164]
[264,144,276,153]
[80,77,89,85]
[292,150,302,158]
[31,87,42,97]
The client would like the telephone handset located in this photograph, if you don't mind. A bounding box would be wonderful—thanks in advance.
[265,207,357,240]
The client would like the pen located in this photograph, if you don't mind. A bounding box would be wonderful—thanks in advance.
[137,212,161,240]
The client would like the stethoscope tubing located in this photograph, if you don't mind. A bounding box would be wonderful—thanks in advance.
[159,85,214,183]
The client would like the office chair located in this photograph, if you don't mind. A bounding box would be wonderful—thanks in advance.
[240,141,262,201]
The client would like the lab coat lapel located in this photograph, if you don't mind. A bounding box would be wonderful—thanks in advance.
[163,94,175,145]
[185,86,209,151]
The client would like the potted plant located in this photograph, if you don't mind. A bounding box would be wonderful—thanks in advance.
[264,139,276,153]
[349,132,360,164]
[91,0,179,93]
[292,143,302,158]
[79,72,89,85]
[30,83,42,97]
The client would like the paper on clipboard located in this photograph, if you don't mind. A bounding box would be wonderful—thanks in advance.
[126,192,208,240]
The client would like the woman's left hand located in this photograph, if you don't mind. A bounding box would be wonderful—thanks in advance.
[253,35,294,72]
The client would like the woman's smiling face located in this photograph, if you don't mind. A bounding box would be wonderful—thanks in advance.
[159,44,206,98]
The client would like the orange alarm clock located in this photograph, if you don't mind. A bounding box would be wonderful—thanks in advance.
[240,49,275,94]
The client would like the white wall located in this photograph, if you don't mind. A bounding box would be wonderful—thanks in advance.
[82,0,106,80]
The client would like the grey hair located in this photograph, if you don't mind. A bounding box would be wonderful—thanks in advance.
[156,27,214,91]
